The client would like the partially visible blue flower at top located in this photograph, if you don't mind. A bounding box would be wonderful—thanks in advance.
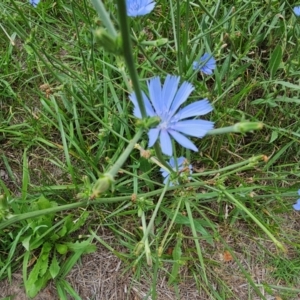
[160,157,192,186]
[293,6,300,17]
[29,0,40,7]
[193,53,216,75]
[129,75,214,156]
[293,190,300,210]
[126,0,156,17]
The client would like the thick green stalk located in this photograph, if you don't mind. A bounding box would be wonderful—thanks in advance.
[116,0,147,118]
[91,0,117,38]
[206,122,263,135]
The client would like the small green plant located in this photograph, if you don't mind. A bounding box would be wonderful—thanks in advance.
[1,195,95,298]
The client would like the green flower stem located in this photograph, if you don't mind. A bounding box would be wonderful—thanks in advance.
[91,0,117,38]
[107,128,143,178]
[137,181,169,253]
[154,143,175,174]
[158,197,183,257]
[222,188,285,252]
[206,122,263,136]
[192,155,265,177]
[116,0,147,119]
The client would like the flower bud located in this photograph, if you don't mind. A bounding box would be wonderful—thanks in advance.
[90,173,114,199]
[94,28,123,55]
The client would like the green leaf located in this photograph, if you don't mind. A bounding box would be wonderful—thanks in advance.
[49,255,60,279]
[22,236,31,251]
[69,211,89,233]
[58,279,81,300]
[55,243,69,255]
[274,81,300,90]
[168,234,183,285]
[268,44,282,79]
[65,240,96,254]
[27,274,50,298]
[59,238,95,279]
[269,131,278,143]
[162,208,214,245]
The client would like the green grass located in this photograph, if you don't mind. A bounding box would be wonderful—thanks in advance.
[1,0,300,299]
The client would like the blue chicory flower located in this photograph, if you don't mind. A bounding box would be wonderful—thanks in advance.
[294,6,300,16]
[293,190,300,210]
[129,75,214,156]
[29,0,40,7]
[126,0,156,17]
[193,53,216,75]
[160,157,192,186]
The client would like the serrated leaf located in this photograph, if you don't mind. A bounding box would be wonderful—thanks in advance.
[26,252,49,296]
[275,81,300,90]
[268,45,282,79]
[49,255,60,279]
[69,211,89,233]
[65,240,96,254]
[59,238,95,279]
[27,273,50,298]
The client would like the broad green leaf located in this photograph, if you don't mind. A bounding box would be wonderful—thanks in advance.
[26,247,50,297]
[49,255,60,279]
[27,274,50,298]
[22,236,31,251]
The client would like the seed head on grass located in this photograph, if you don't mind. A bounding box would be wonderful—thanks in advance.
[29,0,40,7]
[292,190,300,210]
[126,0,156,17]
[193,53,216,75]
[293,6,300,16]
[129,75,214,156]
[160,157,192,186]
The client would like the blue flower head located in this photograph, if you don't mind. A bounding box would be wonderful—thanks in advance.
[129,75,214,156]
[160,157,192,186]
[294,6,300,17]
[293,190,300,210]
[193,53,216,75]
[29,0,40,7]
[126,0,156,17]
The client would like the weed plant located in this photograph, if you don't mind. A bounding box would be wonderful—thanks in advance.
[1,0,300,299]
